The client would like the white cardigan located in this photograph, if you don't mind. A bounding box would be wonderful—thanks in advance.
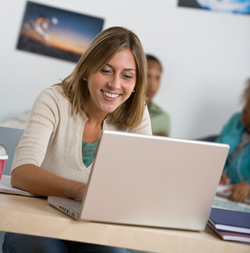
[12,85,152,184]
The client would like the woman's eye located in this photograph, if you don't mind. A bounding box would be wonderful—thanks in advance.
[124,74,132,79]
[101,69,111,74]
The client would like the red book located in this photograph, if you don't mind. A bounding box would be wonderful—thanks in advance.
[208,221,250,243]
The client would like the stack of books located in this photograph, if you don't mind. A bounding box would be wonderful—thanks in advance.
[208,208,250,243]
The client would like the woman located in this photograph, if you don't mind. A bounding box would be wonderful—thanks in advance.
[3,26,152,253]
[146,54,170,136]
[217,78,250,203]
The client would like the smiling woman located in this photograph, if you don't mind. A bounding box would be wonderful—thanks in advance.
[61,26,148,130]
[86,49,136,119]
[3,27,152,253]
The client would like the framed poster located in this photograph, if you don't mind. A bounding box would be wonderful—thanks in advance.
[17,1,104,63]
[178,0,250,15]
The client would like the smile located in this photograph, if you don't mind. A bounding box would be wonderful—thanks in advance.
[103,91,120,98]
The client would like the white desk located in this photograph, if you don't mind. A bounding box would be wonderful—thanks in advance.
[0,193,249,253]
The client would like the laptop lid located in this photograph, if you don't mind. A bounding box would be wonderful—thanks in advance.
[79,130,229,231]
[0,126,25,175]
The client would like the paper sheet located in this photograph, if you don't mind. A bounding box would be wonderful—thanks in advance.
[0,175,36,197]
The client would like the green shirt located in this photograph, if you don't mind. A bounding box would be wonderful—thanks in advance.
[148,102,170,136]
[82,140,99,167]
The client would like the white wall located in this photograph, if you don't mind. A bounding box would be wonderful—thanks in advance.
[1,0,250,139]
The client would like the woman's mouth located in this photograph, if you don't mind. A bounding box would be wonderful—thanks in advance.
[101,90,121,100]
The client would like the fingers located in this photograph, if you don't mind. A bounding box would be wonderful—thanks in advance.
[225,178,231,185]
[229,185,248,203]
[219,179,227,185]
[224,187,233,192]
[219,173,231,185]
[230,192,247,203]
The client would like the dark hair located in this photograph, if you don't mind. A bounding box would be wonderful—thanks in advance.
[241,77,250,105]
[146,54,163,72]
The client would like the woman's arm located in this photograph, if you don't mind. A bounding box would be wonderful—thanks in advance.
[11,164,86,200]
[11,88,86,200]
[219,173,231,185]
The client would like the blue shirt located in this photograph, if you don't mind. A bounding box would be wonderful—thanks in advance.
[216,113,250,184]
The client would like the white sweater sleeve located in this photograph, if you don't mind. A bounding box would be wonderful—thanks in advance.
[11,88,59,172]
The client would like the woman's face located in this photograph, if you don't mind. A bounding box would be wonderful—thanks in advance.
[86,49,136,117]
[146,60,162,105]
[242,100,250,128]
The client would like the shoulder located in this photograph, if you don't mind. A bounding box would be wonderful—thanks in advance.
[39,85,64,99]
[107,105,152,135]
[35,85,68,107]
[149,102,168,114]
[149,102,169,119]
[219,112,244,137]
[30,85,72,128]
[226,112,242,127]
[230,112,241,121]
[216,112,244,146]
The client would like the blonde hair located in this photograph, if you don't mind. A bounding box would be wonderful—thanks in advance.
[241,78,250,105]
[59,26,147,129]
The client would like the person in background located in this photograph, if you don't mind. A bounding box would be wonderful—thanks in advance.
[146,54,170,136]
[217,78,250,203]
[2,26,152,253]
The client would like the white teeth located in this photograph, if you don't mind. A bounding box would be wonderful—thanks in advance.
[103,91,119,98]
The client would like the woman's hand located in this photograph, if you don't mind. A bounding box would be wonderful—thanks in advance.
[225,181,250,203]
[219,173,231,185]
[75,183,87,201]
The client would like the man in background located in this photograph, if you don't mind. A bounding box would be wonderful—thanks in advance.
[146,54,170,136]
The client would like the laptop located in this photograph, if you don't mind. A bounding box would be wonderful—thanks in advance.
[0,126,25,176]
[48,130,229,231]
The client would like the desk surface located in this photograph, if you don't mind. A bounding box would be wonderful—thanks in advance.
[0,193,249,253]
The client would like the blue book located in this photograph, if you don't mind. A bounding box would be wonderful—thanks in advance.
[208,221,250,243]
[209,208,250,234]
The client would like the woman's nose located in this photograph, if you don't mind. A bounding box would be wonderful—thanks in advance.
[108,75,121,89]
